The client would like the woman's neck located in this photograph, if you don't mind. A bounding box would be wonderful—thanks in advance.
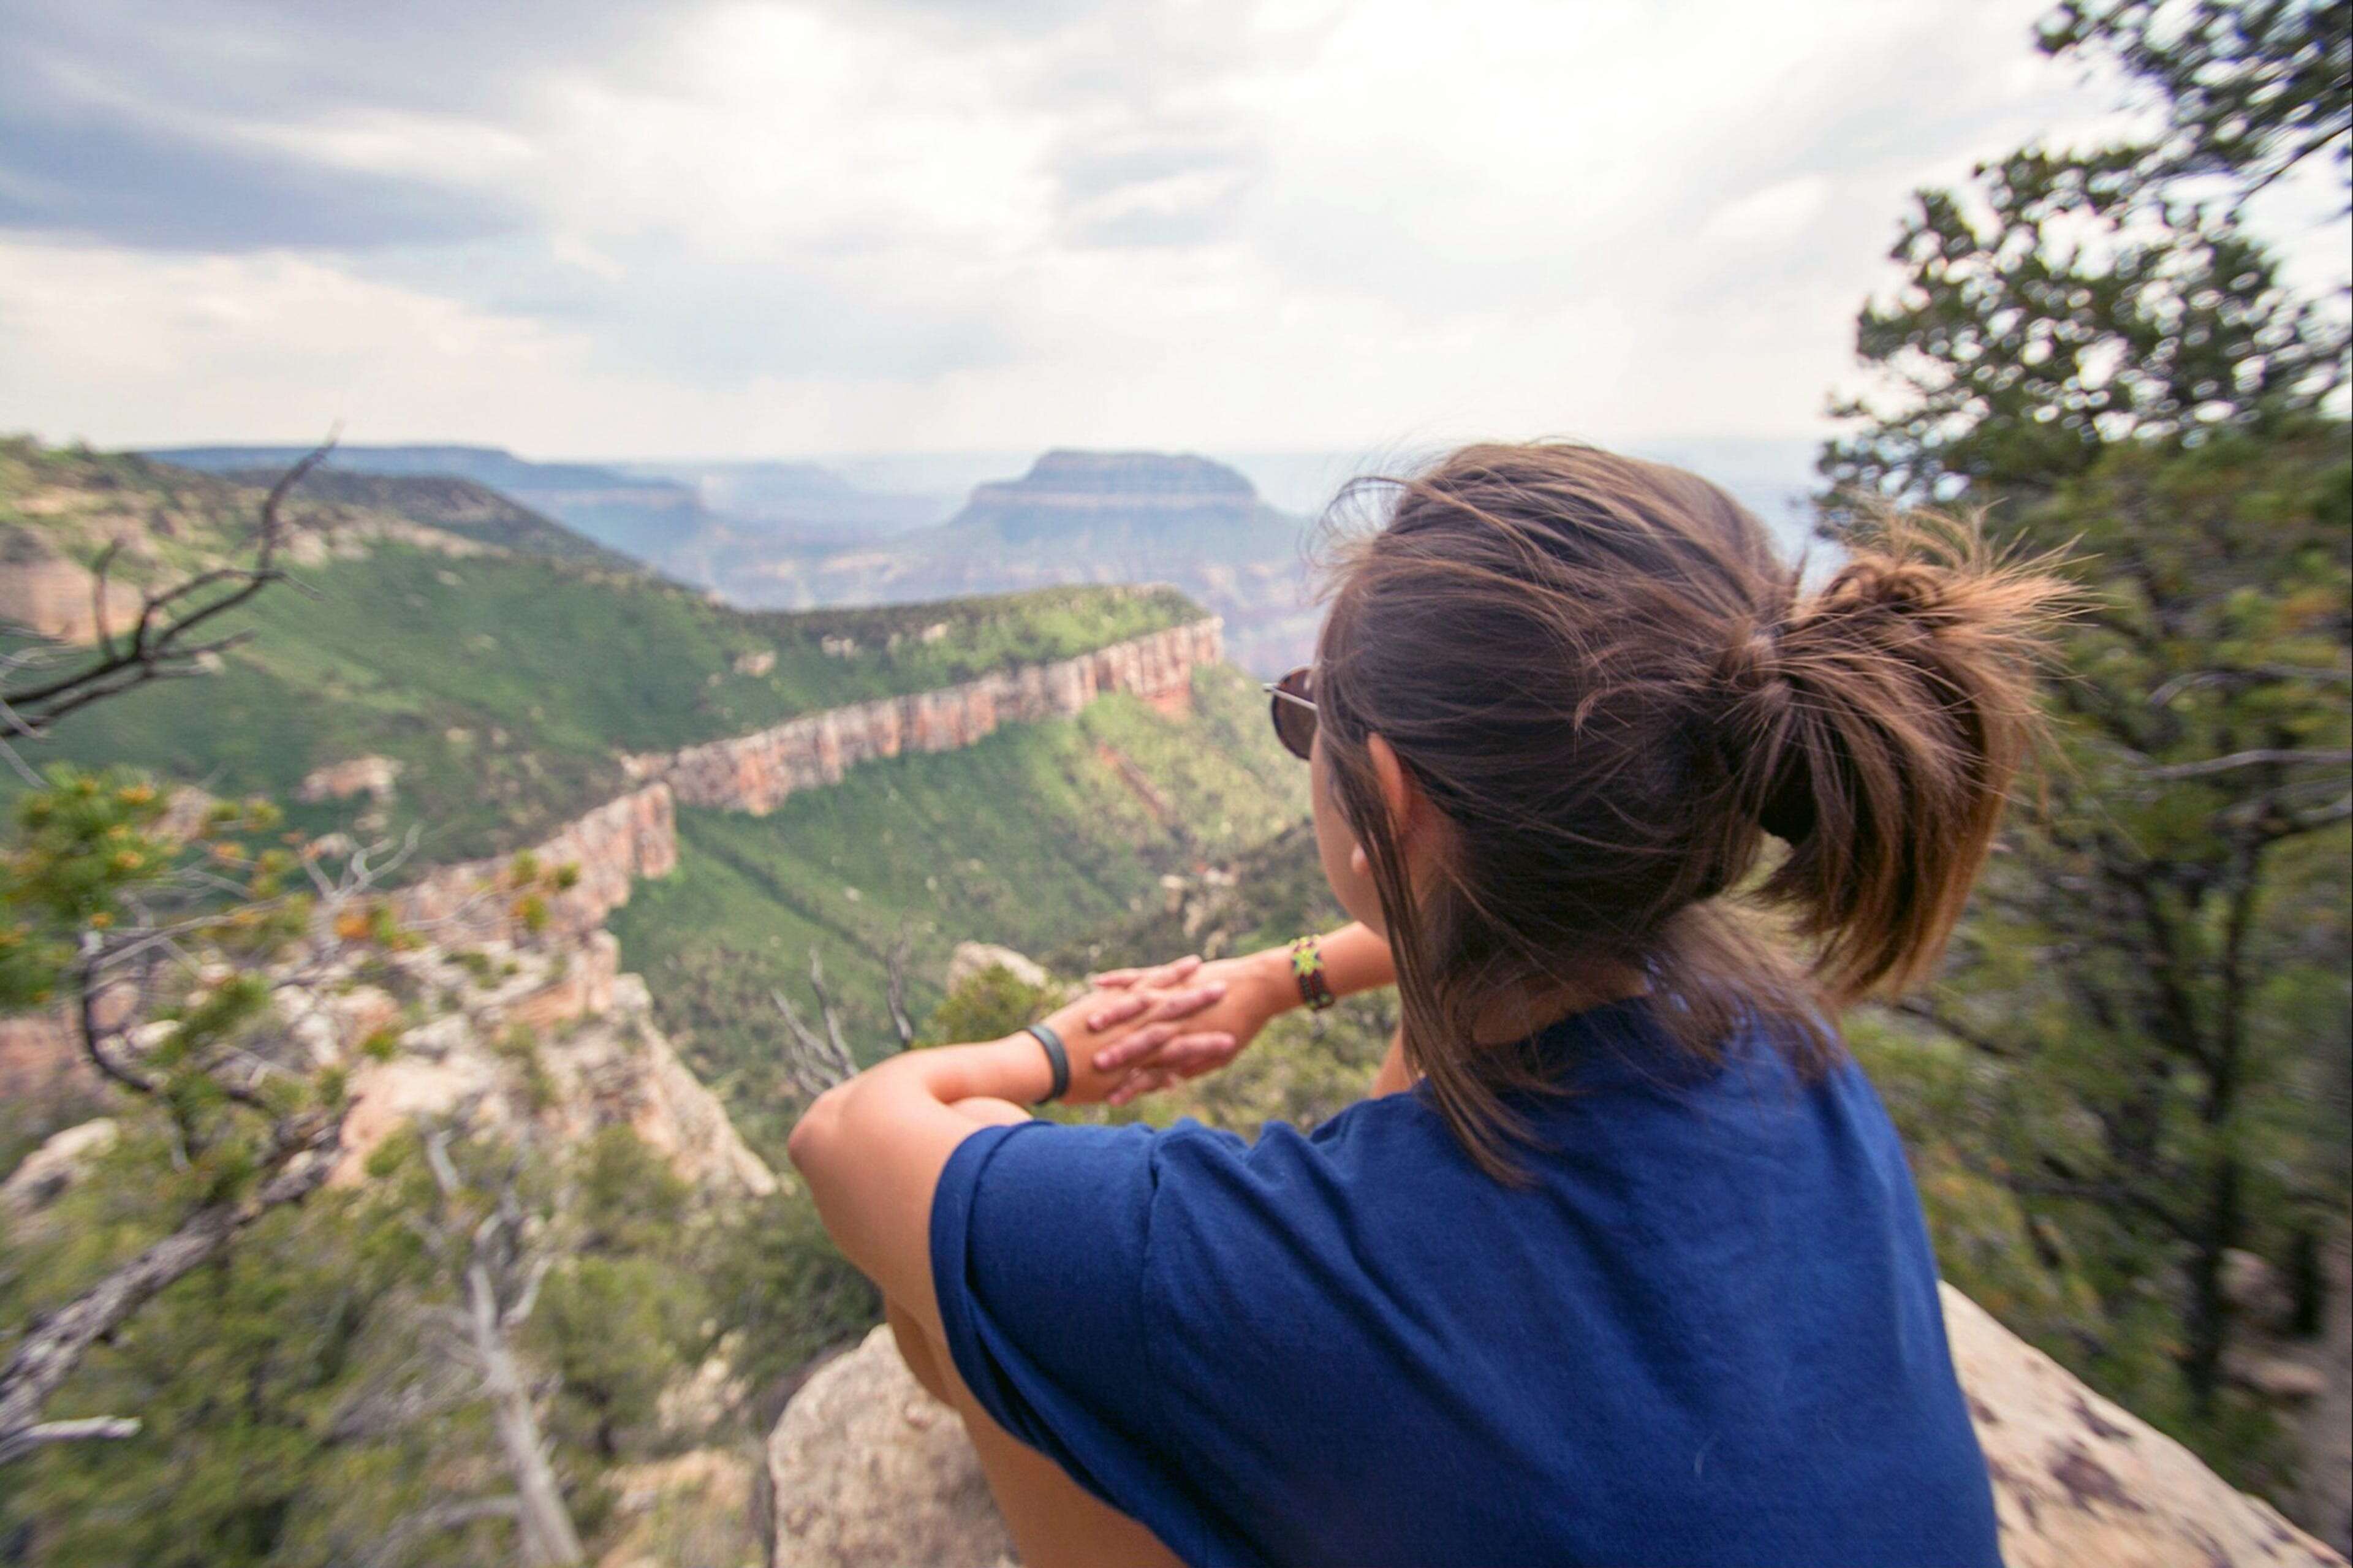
[1469,957,1648,1045]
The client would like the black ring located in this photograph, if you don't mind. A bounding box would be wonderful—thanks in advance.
[1023,1023,1070,1105]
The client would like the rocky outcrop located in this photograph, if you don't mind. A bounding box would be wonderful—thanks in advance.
[1944,1282,2344,1567]
[960,450,1257,520]
[393,782,677,944]
[767,1325,1016,1568]
[298,755,404,804]
[945,943,1049,993]
[332,930,777,1198]
[752,450,1316,673]
[0,1119,118,1224]
[760,1289,2349,1568]
[633,621,1222,815]
[0,531,142,643]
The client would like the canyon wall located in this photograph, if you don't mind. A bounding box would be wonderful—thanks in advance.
[392,781,678,945]
[630,618,1223,815]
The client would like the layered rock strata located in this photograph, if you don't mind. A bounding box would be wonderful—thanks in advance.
[632,620,1221,816]
[392,782,677,944]
[763,1291,2349,1568]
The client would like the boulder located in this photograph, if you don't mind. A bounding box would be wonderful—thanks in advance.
[1942,1283,2343,1568]
[766,1325,1015,1568]
[1,1119,118,1220]
[945,943,1049,993]
[761,1290,2349,1568]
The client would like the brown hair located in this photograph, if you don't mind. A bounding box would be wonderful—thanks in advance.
[1314,442,2066,1180]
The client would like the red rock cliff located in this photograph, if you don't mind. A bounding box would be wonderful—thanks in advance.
[631,618,1223,814]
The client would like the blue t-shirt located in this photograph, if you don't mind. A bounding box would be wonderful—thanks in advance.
[930,999,2001,1568]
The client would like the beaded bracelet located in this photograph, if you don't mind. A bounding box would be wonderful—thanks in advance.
[1289,934,1336,1012]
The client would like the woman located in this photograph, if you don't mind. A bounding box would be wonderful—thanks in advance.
[789,444,2061,1567]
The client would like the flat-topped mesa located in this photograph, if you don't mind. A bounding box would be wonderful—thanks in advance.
[633,618,1223,816]
[962,450,1260,519]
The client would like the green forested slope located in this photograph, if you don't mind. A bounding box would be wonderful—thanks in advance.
[3,441,1202,858]
[608,663,1306,1155]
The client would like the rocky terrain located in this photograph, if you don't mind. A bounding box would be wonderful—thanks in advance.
[762,1295,2348,1568]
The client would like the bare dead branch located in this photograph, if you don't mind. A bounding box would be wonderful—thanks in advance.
[2148,663,2353,707]
[0,437,334,734]
[1893,997,2023,1060]
[884,929,916,1051]
[0,1113,340,1465]
[2142,746,2351,780]
[2,1416,141,1456]
[361,1495,525,1568]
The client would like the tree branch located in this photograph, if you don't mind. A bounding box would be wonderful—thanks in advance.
[0,1115,340,1465]
[2142,746,2351,780]
[0,439,333,733]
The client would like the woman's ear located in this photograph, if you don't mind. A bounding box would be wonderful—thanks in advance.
[1366,733,1417,835]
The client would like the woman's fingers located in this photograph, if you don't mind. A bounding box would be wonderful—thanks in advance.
[1085,966,1143,990]
[1107,1067,1180,1107]
[1143,979,1226,1021]
[1082,977,1224,1034]
[1161,1032,1240,1075]
[1088,985,1224,1068]
[1080,991,1154,1033]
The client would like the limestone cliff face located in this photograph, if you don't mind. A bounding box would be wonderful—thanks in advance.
[763,1298,2348,1568]
[632,620,1222,815]
[330,930,776,1197]
[393,782,678,944]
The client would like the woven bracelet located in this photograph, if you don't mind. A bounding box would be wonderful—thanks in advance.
[1289,934,1336,1012]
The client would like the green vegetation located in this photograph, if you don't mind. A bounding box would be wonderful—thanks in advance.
[3,441,1203,858]
[609,662,1305,1156]
[1819,0,2350,1492]
[0,1114,781,1567]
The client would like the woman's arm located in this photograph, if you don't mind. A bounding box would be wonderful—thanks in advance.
[787,984,1222,1345]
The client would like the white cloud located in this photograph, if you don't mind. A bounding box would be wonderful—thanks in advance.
[1,0,2333,459]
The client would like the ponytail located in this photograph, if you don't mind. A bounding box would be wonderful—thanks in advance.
[1728,512,2069,1003]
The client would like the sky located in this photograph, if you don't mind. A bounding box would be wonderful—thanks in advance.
[0,0,2336,461]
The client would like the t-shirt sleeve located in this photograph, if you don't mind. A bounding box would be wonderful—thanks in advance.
[928,1117,1179,1511]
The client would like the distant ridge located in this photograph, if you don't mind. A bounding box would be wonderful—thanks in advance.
[145,443,664,496]
[211,466,645,574]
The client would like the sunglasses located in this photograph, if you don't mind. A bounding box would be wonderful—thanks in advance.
[1264,665,1317,761]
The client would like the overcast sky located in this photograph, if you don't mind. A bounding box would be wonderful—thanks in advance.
[0,0,2331,460]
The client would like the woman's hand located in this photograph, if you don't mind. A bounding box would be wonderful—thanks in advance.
[1075,949,1295,1105]
[1034,971,1235,1106]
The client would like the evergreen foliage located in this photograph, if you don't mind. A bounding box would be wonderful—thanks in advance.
[1822,0,2351,1484]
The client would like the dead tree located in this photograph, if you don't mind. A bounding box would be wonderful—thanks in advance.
[773,939,914,1100]
[0,442,396,1468]
[406,1125,585,1568]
